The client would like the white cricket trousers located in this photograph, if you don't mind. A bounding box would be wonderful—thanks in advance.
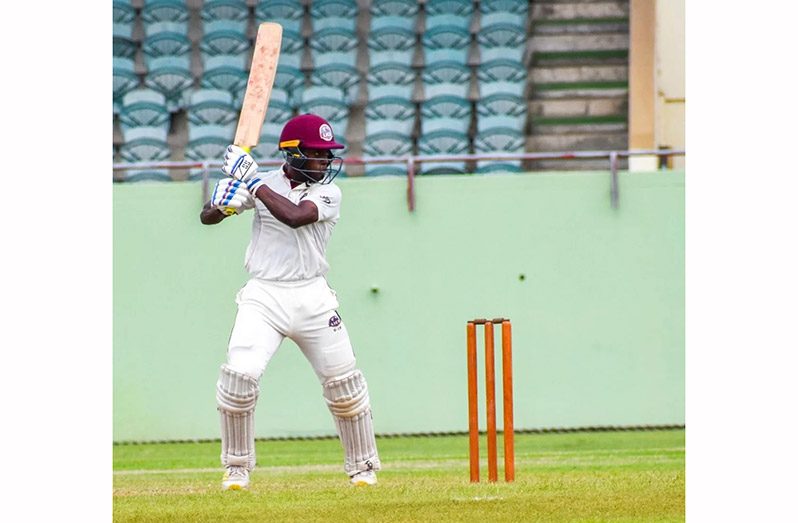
[225,276,357,382]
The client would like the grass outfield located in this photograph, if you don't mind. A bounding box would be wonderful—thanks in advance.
[114,429,684,522]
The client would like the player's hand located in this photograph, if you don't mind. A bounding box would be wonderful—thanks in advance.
[211,178,255,215]
[222,145,265,194]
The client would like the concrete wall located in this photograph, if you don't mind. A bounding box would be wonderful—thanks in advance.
[114,171,684,442]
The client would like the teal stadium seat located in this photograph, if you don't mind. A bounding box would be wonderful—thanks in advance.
[366,63,416,101]
[278,29,304,71]
[421,95,471,134]
[255,0,305,34]
[474,114,525,173]
[185,123,236,178]
[310,63,360,103]
[369,0,419,17]
[119,89,170,138]
[310,0,358,32]
[362,125,413,176]
[187,89,238,126]
[250,121,285,166]
[143,23,191,59]
[201,20,251,57]
[417,128,469,174]
[367,19,417,67]
[113,35,137,60]
[426,0,474,18]
[273,64,306,98]
[477,59,527,99]
[144,56,194,111]
[201,0,250,35]
[299,86,350,130]
[364,97,416,136]
[480,0,529,16]
[422,25,471,66]
[426,11,473,33]
[201,55,249,102]
[309,27,358,69]
[113,57,140,113]
[113,0,135,39]
[119,126,172,182]
[422,61,471,99]
[477,12,528,64]
[141,0,189,25]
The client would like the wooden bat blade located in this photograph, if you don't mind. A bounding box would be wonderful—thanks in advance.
[234,22,283,150]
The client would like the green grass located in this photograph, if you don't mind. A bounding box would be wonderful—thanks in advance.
[114,429,685,522]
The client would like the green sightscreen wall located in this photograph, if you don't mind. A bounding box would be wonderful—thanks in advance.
[113,171,684,442]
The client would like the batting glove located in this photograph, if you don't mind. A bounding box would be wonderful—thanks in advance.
[211,178,256,215]
[222,145,266,194]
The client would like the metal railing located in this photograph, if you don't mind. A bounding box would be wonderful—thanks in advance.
[112,149,685,211]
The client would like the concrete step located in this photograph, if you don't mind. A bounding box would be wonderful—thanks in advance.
[527,131,628,152]
[532,49,628,67]
[530,120,627,135]
[528,97,627,118]
[532,2,629,21]
[532,85,628,99]
[533,21,628,35]
[529,33,629,53]
[531,64,627,84]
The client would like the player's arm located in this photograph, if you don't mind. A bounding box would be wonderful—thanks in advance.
[251,186,318,228]
[200,201,228,225]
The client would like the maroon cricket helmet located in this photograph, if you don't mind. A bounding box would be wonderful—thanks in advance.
[278,114,345,151]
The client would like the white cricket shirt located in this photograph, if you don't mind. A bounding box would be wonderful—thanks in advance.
[244,167,342,281]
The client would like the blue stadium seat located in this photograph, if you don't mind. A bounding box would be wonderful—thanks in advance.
[250,121,285,165]
[279,28,304,56]
[185,123,236,163]
[310,64,359,102]
[422,25,471,65]
[370,14,415,33]
[273,64,306,97]
[417,129,469,174]
[113,57,140,112]
[118,125,172,182]
[473,117,525,173]
[309,27,358,69]
[201,54,249,101]
[113,36,138,59]
[119,89,170,138]
[426,11,473,32]
[476,92,526,120]
[187,89,238,126]
[144,56,194,111]
[422,61,471,99]
[477,14,528,64]
[363,129,412,176]
[142,25,191,60]
[200,22,251,57]
[477,59,527,99]
[366,62,416,100]
[371,0,418,17]
[255,0,304,34]
[427,0,473,16]
[421,95,471,134]
[113,0,136,39]
[141,0,189,25]
[364,97,416,136]
[299,86,350,129]
[310,0,358,32]
[367,23,416,67]
[201,0,249,35]
[480,0,529,16]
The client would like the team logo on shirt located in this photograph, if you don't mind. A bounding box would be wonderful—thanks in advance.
[319,195,332,205]
[329,313,341,329]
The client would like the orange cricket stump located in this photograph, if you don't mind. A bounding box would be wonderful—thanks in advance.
[467,318,515,483]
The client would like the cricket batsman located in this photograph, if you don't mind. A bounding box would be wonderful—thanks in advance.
[200,113,381,490]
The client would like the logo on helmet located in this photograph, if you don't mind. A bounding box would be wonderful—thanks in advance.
[319,124,333,141]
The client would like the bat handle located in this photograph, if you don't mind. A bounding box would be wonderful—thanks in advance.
[224,145,253,215]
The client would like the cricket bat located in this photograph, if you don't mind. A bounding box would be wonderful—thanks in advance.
[223,22,283,215]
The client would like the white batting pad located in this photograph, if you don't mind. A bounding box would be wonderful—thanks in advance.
[323,369,381,476]
[217,364,259,470]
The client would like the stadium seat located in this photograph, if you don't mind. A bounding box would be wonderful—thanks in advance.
[370,0,419,17]
[201,0,249,34]
[185,123,236,162]
[480,0,529,15]
[366,62,416,100]
[420,95,471,134]
[118,126,172,182]
[273,64,306,95]
[422,61,471,99]
[113,36,138,59]
[113,57,140,112]
[119,89,170,138]
[362,130,412,175]
[200,22,251,57]
[113,0,136,39]
[417,129,469,174]
[425,11,473,32]
[422,25,471,66]
[141,0,189,25]
[473,119,525,173]
[364,97,416,136]
[201,54,249,101]
[255,0,305,34]
[477,59,527,98]
[309,27,358,69]
[310,0,358,32]
[477,14,528,64]
[310,64,359,102]
[187,89,238,126]
[144,56,194,111]
[370,14,415,33]
[427,0,474,17]
[299,86,350,128]
[476,92,526,121]
[142,26,191,60]
[250,121,285,165]
[279,28,305,56]
[367,23,417,67]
